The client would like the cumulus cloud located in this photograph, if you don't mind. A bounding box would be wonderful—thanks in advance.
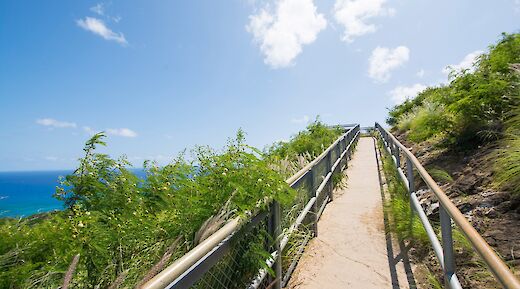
[291,115,310,124]
[76,17,127,45]
[106,128,138,138]
[36,118,77,128]
[388,83,427,104]
[334,0,394,42]
[368,46,409,82]
[416,69,425,78]
[442,50,483,77]
[246,0,327,68]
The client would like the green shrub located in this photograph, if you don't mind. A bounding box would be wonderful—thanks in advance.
[266,118,344,177]
[407,102,451,142]
[0,122,346,288]
[388,33,520,147]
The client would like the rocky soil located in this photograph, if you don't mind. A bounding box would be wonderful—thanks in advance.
[394,131,520,288]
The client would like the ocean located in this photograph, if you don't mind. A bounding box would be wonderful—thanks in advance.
[0,170,69,218]
[0,169,147,218]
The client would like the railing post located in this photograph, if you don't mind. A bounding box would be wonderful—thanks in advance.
[341,136,347,169]
[268,201,282,289]
[440,205,456,289]
[309,168,318,237]
[406,157,415,237]
[394,145,401,168]
[326,150,333,202]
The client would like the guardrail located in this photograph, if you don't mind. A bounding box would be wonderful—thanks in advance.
[375,123,520,289]
[143,124,361,289]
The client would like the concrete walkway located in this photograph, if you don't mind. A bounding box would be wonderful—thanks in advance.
[287,137,415,289]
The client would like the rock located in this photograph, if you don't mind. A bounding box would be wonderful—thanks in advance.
[510,194,520,209]
[457,202,474,213]
[496,201,512,213]
[489,191,511,205]
[485,208,498,218]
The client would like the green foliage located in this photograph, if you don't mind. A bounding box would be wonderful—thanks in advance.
[494,93,520,194]
[379,140,429,247]
[426,167,454,183]
[407,102,451,142]
[0,123,345,288]
[267,118,344,162]
[388,33,520,148]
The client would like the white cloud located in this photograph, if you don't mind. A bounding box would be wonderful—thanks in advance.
[334,0,394,42]
[368,46,409,82]
[83,126,97,135]
[416,69,425,78]
[291,115,310,124]
[388,83,427,104]
[246,0,327,68]
[106,128,138,138]
[90,3,104,15]
[76,17,127,45]
[442,50,483,77]
[36,118,77,128]
[44,156,59,162]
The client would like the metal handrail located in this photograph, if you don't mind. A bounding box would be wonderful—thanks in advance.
[375,123,520,289]
[143,125,360,289]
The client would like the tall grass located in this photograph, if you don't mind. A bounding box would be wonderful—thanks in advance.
[378,140,430,247]
[494,96,520,194]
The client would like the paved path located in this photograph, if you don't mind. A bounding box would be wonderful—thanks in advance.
[287,137,414,289]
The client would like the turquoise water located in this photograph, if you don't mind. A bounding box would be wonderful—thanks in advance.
[0,170,69,217]
[0,169,146,218]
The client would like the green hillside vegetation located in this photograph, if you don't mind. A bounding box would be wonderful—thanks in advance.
[387,33,520,193]
[0,121,344,288]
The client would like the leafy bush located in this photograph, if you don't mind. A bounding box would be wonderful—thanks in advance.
[407,101,451,142]
[266,118,344,177]
[0,122,344,288]
[388,33,520,147]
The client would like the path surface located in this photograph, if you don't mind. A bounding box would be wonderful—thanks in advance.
[287,137,413,289]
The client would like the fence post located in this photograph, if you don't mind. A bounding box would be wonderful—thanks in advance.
[440,205,456,288]
[394,145,401,168]
[406,157,415,237]
[268,201,282,289]
[326,150,334,202]
[309,168,318,237]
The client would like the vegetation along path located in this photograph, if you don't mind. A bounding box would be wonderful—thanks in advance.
[287,137,413,289]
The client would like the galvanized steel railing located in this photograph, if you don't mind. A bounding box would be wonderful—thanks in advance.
[375,122,520,289]
[143,124,361,289]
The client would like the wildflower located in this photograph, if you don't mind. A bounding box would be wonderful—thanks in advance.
[78,221,84,228]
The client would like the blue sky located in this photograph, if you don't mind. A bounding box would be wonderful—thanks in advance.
[0,0,518,171]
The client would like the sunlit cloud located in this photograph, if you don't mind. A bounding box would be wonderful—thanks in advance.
[368,45,409,82]
[247,0,327,68]
[76,17,127,45]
